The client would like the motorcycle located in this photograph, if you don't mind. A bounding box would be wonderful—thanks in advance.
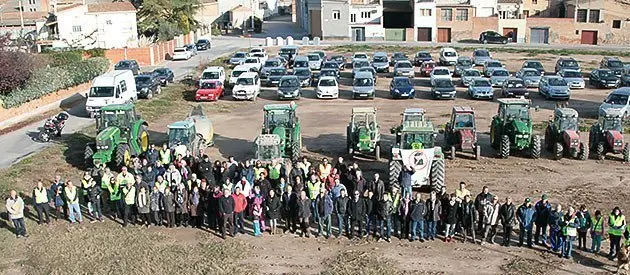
[38,112,69,142]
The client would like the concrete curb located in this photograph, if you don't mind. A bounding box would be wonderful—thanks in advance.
[0,90,88,131]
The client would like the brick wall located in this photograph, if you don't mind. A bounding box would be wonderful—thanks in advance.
[436,7,476,42]
[526,17,579,44]
[472,16,499,38]
[104,32,195,67]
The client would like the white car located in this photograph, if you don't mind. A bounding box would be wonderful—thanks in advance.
[352,52,370,63]
[316,76,339,99]
[200,66,225,86]
[430,66,453,82]
[229,65,252,86]
[172,47,192,60]
[232,72,260,101]
[438,47,458,66]
[249,47,266,55]
[251,52,268,63]
[242,57,262,72]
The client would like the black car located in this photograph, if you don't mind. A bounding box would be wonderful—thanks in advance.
[114,60,140,75]
[196,39,211,50]
[390,52,409,66]
[555,57,580,73]
[329,55,346,70]
[501,78,529,98]
[479,31,508,44]
[263,68,287,87]
[322,61,340,74]
[414,51,433,66]
[589,69,620,89]
[135,73,161,99]
[152,68,174,86]
[431,78,456,99]
[293,68,313,87]
[600,57,624,77]
[319,68,339,79]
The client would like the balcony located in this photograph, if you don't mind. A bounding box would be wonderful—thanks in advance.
[351,0,380,5]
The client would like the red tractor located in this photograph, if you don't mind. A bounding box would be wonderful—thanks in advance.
[443,106,481,160]
[545,107,588,160]
[589,108,630,161]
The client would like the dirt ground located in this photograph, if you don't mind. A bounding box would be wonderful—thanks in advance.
[1,46,629,274]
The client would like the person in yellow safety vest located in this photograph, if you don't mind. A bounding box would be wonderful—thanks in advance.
[268,160,282,188]
[116,167,135,188]
[590,210,604,253]
[160,144,172,165]
[100,167,113,211]
[254,160,267,181]
[561,207,579,259]
[307,174,321,220]
[155,175,169,193]
[317,158,332,182]
[297,157,311,179]
[64,181,83,223]
[121,182,136,227]
[32,181,51,224]
[455,182,470,202]
[608,206,626,259]
[81,171,96,215]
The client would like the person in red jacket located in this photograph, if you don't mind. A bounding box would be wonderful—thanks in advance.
[232,186,248,235]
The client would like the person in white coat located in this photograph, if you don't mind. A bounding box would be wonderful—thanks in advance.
[6,190,27,238]
[482,196,501,245]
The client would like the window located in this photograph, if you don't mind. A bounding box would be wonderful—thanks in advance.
[589,9,600,23]
[613,20,621,29]
[350,14,356,23]
[332,10,340,20]
[456,9,468,21]
[120,80,127,92]
[29,7,36,11]
[576,9,587,22]
[441,9,453,21]
[106,20,112,25]
[532,0,537,4]
[419,9,431,16]
[72,25,82,32]
[523,10,529,17]
[361,11,371,18]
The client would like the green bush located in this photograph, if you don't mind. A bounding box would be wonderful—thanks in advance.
[2,57,109,108]
[46,51,84,66]
[84,48,105,57]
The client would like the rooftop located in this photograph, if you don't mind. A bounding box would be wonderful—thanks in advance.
[263,103,297,111]
[87,2,136,13]
[555,108,578,117]
[497,98,530,105]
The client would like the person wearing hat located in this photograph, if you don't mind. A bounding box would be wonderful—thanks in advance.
[481,195,501,245]
[534,194,552,247]
[516,197,536,247]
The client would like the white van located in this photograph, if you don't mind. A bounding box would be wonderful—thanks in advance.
[229,65,257,87]
[439,47,458,66]
[200,66,226,86]
[232,72,260,101]
[85,70,137,117]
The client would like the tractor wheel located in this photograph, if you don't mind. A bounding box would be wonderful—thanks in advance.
[475,145,481,160]
[623,143,630,163]
[388,160,402,191]
[375,144,381,161]
[595,142,605,160]
[500,135,510,159]
[291,140,301,163]
[450,145,456,160]
[531,135,542,159]
[578,142,589,160]
[544,127,552,151]
[115,144,132,170]
[84,144,95,169]
[430,159,445,193]
[138,125,150,153]
[553,142,564,160]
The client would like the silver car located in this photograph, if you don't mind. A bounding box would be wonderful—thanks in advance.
[229,52,248,65]
[461,69,483,87]
[516,68,542,87]
[393,61,414,78]
[307,53,322,70]
[352,60,371,78]
[483,60,504,77]
[558,69,585,89]
[372,52,389,72]
[472,49,491,66]
[490,69,510,87]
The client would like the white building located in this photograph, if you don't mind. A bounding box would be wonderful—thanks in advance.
[471,0,498,17]
[54,2,138,49]
[414,0,437,41]
[349,0,384,40]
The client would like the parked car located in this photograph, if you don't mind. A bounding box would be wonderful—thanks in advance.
[389,76,415,99]
[352,52,370,63]
[414,51,433,66]
[621,67,630,87]
[232,72,260,101]
[229,65,257,87]
[313,51,326,61]
[250,52,267,64]
[322,61,340,74]
[558,69,585,89]
[522,60,545,75]
[229,52,248,65]
[152,68,174,86]
[329,55,346,70]
[135,73,161,99]
[200,66,226,86]
[114,60,140,75]
[438,47,458,66]
[555,57,580,73]
[262,67,287,87]
[420,61,436,77]
[293,56,309,69]
[600,57,624,77]
[431,78,456,99]
[243,57,263,72]
[319,68,339,79]
[516,68,542,87]
[358,67,378,82]
[390,52,408,66]
[277,75,302,100]
[293,68,313,87]
[307,53,323,70]
[172,47,192,61]
[599,87,630,116]
[430,67,452,82]
[472,49,492,66]
[261,59,284,75]
[393,60,414,78]
[195,39,211,50]
[249,47,266,55]
[185,44,198,56]
[490,69,510,87]
[483,60,504,77]
[454,57,473,77]
[467,78,494,100]
[589,69,620,88]
[195,81,224,101]
[461,68,483,87]
[352,60,371,78]
[539,76,570,100]
[479,31,508,44]
[501,78,529,98]
[352,71,375,99]
[372,52,389,73]
[279,45,299,65]
[316,76,339,99]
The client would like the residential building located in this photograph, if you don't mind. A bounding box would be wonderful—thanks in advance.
[414,0,437,41]
[436,0,475,42]
[351,0,384,41]
[471,0,497,16]
[195,0,219,33]
[563,0,630,44]
[320,0,351,40]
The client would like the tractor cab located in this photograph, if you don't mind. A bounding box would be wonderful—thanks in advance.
[599,109,623,132]
[347,107,381,160]
[590,108,627,160]
[401,131,435,150]
[497,99,531,123]
[263,103,297,133]
[402,108,426,124]
[444,106,480,159]
[256,102,301,163]
[350,107,378,137]
[168,121,196,148]
[553,108,579,132]
[450,107,475,129]
[96,104,138,131]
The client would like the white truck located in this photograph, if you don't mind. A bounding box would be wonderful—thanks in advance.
[85,70,137,117]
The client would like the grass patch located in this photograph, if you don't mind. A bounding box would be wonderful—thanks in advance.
[500,257,560,274]
[321,251,399,275]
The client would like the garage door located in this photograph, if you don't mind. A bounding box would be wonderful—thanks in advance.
[503,28,517,43]
[437,28,451,43]
[581,30,597,45]
[417,28,431,42]
[530,28,548,44]
[385,28,406,41]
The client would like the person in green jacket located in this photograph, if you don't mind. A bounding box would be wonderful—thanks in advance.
[107,176,122,219]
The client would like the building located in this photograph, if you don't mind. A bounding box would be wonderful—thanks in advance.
[195,0,219,33]
[320,0,350,40]
[563,0,630,45]
[414,0,437,41]
[436,0,475,42]
[351,0,384,41]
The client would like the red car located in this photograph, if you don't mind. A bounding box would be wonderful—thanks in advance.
[421,61,436,77]
[195,81,223,101]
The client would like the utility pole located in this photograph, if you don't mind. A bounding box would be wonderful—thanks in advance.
[18,0,25,34]
[250,0,255,31]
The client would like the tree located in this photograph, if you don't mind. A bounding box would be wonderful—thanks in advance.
[0,34,35,95]
[137,0,200,42]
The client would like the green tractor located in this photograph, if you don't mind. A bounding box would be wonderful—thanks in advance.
[168,106,215,159]
[544,107,588,160]
[347,107,381,160]
[84,104,150,169]
[490,98,541,159]
[254,102,302,163]
[389,108,445,193]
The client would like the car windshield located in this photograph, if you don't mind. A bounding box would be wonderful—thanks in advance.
[280,48,296,54]
[265,110,291,127]
[458,59,473,66]
[353,78,374,87]
[373,56,388,62]
[402,133,434,149]
[200,82,218,89]
[559,116,578,131]
[236,78,254,85]
[197,39,209,44]
[186,45,194,50]
[135,76,151,84]
[487,62,502,68]
[323,63,337,69]
[434,79,453,88]
[434,69,449,75]
[359,68,375,74]
[294,61,308,67]
[319,79,337,86]
[250,49,262,54]
[252,53,265,58]
[599,70,615,78]
[174,49,185,53]
[202,72,220,79]
[232,70,246,77]
[321,70,336,77]
[464,70,481,77]
[269,69,286,76]
[609,60,624,68]
[308,55,320,61]
[505,105,530,120]
[417,52,430,57]
[245,59,258,64]
[474,50,489,57]
[234,53,246,58]
[562,60,578,67]
[605,94,629,105]
[264,61,280,67]
[444,51,456,57]
[562,71,582,78]
[294,70,310,76]
[116,61,131,67]
[473,79,491,87]
[354,61,369,68]
[548,78,567,86]
[507,80,524,87]
[523,70,540,77]
[332,56,344,62]
[90,87,114,97]
[280,78,299,87]
[393,53,406,58]
[154,69,168,75]
[395,78,412,87]
[603,117,623,131]
[397,62,412,68]
[454,114,474,128]
[525,62,543,68]
[354,54,368,59]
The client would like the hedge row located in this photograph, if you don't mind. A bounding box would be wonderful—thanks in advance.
[1,57,109,109]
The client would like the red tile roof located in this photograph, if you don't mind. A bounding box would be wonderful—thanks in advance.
[87,2,135,13]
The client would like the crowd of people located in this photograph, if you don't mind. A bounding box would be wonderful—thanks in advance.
[5,143,630,262]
